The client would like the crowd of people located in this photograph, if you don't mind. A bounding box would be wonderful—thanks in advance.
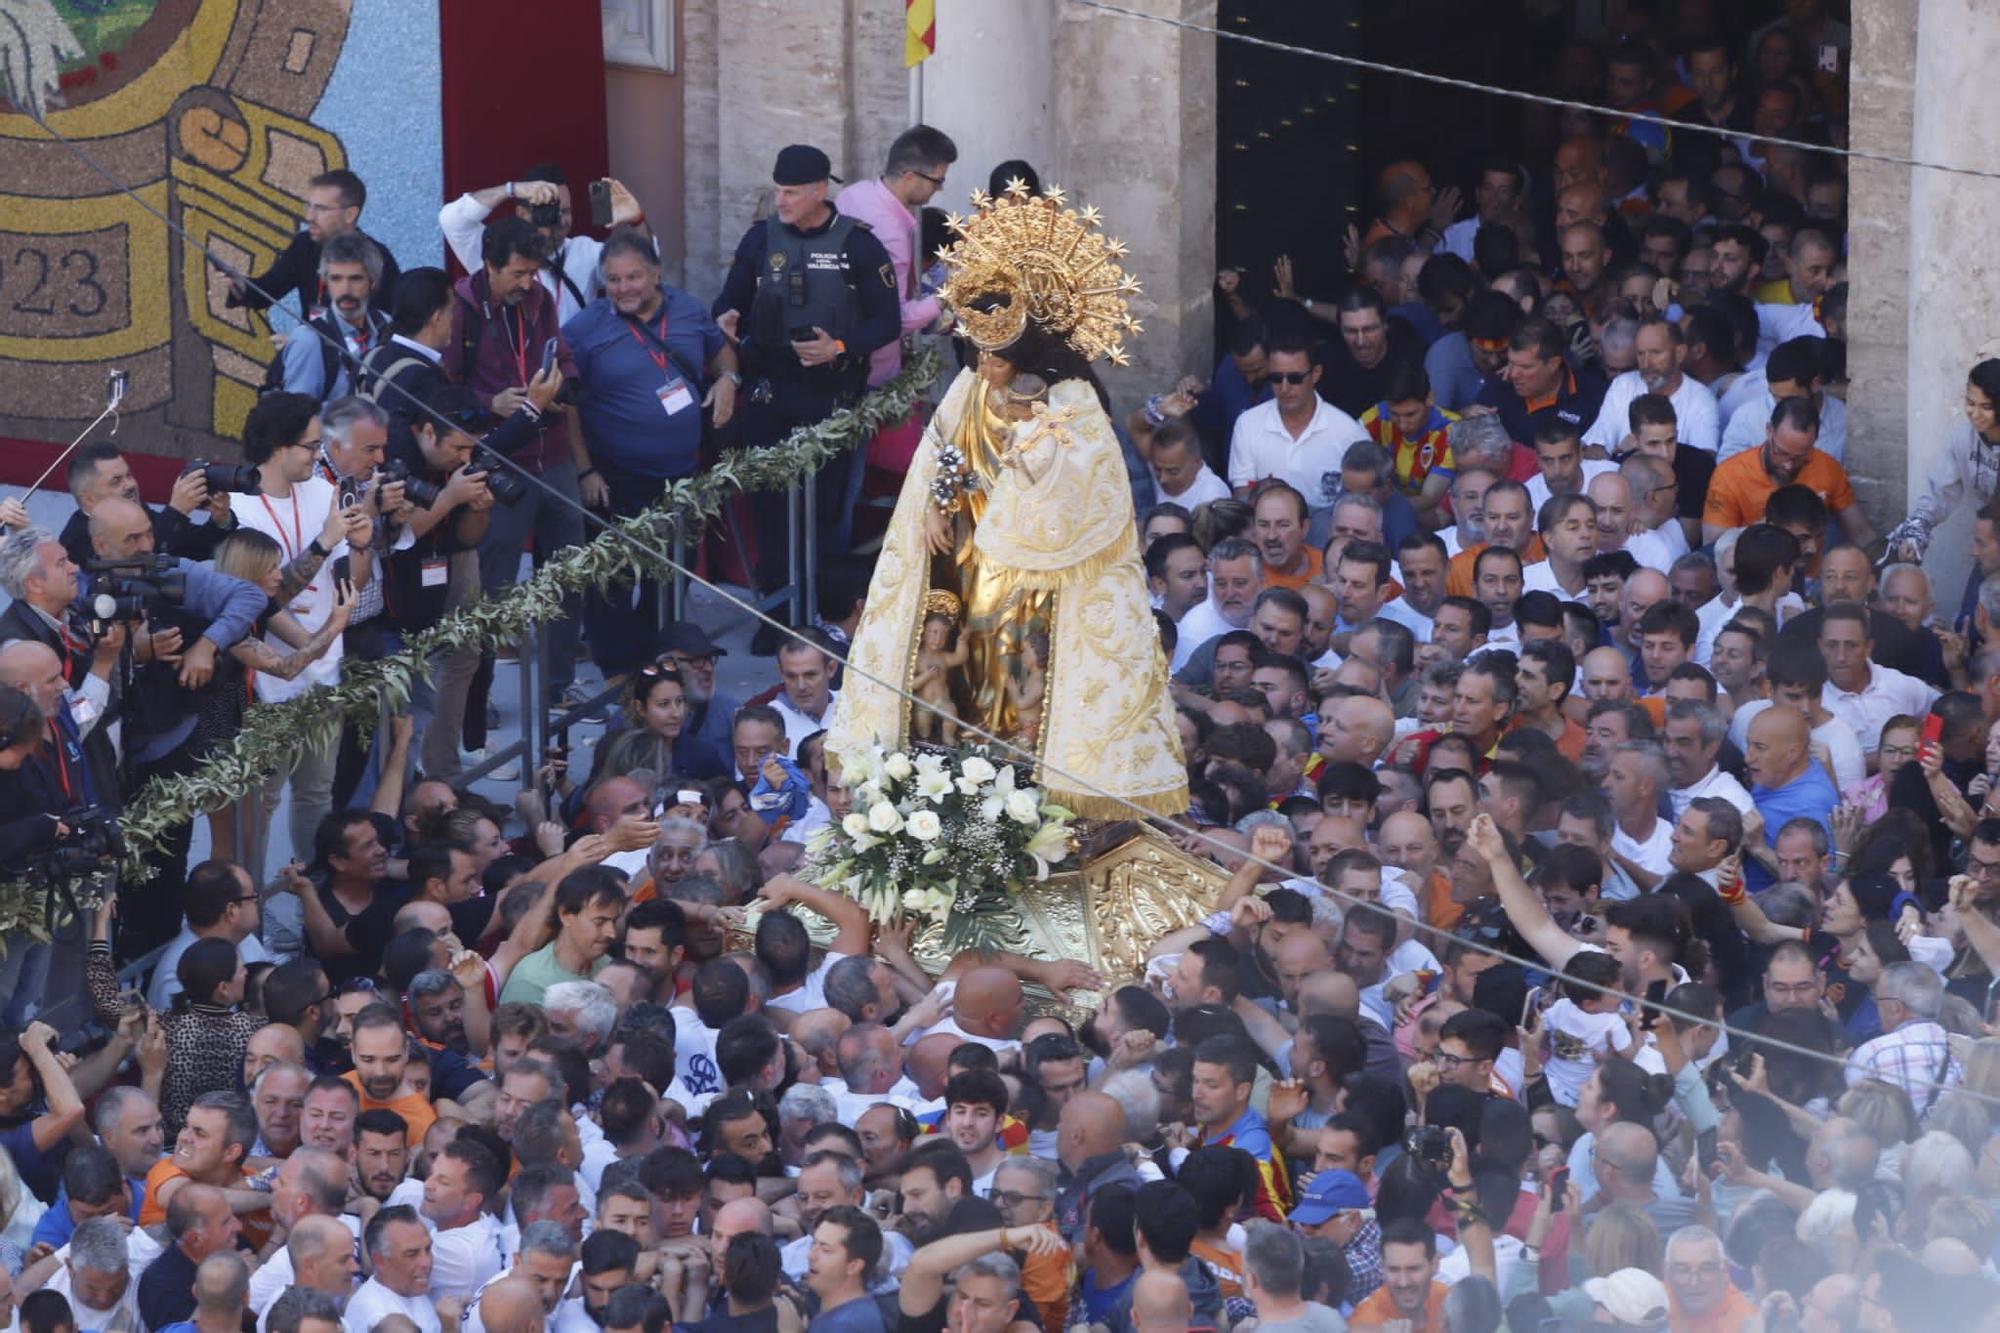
[1,2,1998,1333]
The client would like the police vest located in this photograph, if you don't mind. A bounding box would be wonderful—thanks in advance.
[749,212,862,358]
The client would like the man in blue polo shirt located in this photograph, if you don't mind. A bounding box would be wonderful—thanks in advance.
[1743,704,1836,890]
[563,230,738,679]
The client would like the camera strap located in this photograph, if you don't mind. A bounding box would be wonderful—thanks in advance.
[551,245,589,313]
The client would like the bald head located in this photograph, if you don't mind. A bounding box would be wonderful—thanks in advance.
[1333,696,1396,765]
[1587,471,1633,518]
[1746,705,1811,789]
[1059,1090,1127,1171]
[1582,647,1632,696]
[790,1009,851,1075]
[906,1032,961,1101]
[1132,1269,1193,1333]
[88,496,153,560]
[1316,815,1368,853]
[0,640,59,685]
[1596,1121,1659,1184]
[194,1252,250,1315]
[953,966,1024,1041]
[713,1196,772,1239]
[1298,970,1361,1021]
[478,1276,549,1333]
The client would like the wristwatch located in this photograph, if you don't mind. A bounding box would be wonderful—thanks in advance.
[725,371,742,386]
[307,537,329,558]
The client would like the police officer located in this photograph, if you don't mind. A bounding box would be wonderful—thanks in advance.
[714,144,899,601]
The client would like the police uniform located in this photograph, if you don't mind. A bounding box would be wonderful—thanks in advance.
[713,144,899,585]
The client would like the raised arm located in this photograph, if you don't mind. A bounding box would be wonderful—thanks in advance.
[757,872,872,959]
[17,1022,84,1152]
[900,1226,1065,1319]
[1470,814,1581,969]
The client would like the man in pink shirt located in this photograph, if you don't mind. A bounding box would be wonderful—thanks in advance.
[833,124,958,387]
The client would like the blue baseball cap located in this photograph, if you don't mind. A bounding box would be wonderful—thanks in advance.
[1288,1169,1372,1226]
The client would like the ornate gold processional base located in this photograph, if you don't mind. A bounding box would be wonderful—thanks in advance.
[767,822,1230,1019]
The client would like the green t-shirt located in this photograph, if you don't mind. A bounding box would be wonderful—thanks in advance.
[498,942,607,1008]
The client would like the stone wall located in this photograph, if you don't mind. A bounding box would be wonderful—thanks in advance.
[679,0,1218,412]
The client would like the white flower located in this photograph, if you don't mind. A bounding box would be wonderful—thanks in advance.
[901,888,930,911]
[907,810,944,841]
[915,752,948,778]
[867,801,904,834]
[1025,821,1072,861]
[980,795,1005,822]
[841,812,871,839]
[850,832,881,853]
[1004,790,1040,824]
[921,847,948,865]
[915,768,953,803]
[883,752,914,781]
[855,781,883,809]
[959,756,997,786]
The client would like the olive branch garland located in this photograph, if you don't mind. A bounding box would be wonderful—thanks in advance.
[0,347,943,943]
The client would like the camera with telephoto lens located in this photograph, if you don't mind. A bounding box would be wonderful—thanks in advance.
[181,458,262,495]
[1404,1124,1453,1170]
[33,804,124,881]
[378,459,442,510]
[469,448,527,506]
[86,555,186,623]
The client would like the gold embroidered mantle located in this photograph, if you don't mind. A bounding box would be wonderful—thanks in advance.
[828,369,1187,818]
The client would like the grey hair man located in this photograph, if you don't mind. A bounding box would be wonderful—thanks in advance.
[1241,1220,1342,1329]
[265,1286,345,1333]
[1847,963,1958,1113]
[542,981,616,1054]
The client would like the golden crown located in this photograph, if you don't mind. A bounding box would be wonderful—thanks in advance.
[937,180,1143,368]
[922,589,964,620]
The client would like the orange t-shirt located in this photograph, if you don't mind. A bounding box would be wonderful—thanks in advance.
[1263,548,1324,591]
[1510,713,1587,763]
[1425,870,1465,932]
[1637,695,1668,730]
[139,1158,271,1248]
[1669,1283,1758,1333]
[1701,448,1855,531]
[1446,537,1546,599]
[342,1071,438,1148]
[1352,1281,1448,1332]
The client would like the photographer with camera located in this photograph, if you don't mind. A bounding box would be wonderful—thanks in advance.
[0,640,122,1010]
[562,228,736,680]
[85,496,265,950]
[59,442,244,571]
[390,378,560,780]
[227,394,375,876]
[442,215,590,716]
[439,167,648,325]
[0,526,125,735]
[0,676,104,1024]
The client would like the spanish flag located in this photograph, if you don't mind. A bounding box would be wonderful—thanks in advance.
[905,0,935,65]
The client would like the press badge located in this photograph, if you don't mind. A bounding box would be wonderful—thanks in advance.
[657,378,695,416]
[422,559,449,588]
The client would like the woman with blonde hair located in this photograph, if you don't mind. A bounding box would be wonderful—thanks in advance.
[200,528,353,866]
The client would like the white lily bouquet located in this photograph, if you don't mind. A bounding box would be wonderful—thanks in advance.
[808,745,1077,949]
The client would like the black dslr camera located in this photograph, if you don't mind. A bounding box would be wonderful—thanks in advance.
[527,200,563,230]
[468,448,528,506]
[36,805,124,880]
[1404,1124,1453,1171]
[86,556,185,623]
[182,458,262,495]
[379,459,442,510]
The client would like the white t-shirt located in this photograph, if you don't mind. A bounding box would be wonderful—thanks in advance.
[1377,596,1435,641]
[345,1277,443,1333]
[767,950,855,1015]
[1227,398,1369,501]
[1669,765,1754,819]
[1543,997,1636,1105]
[230,477,347,703]
[1521,560,1587,599]
[1154,464,1233,511]
[1619,527,1677,574]
[428,1211,508,1300]
[1612,815,1674,878]
[1585,370,1721,454]
[1526,460,1618,514]
[251,1215,362,1314]
[780,1229,913,1291]
[671,1005,725,1101]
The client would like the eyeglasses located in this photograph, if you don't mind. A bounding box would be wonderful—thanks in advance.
[638,663,684,684]
[991,1191,1049,1208]
[1270,371,1313,385]
[1669,1262,1725,1278]
[912,169,947,188]
[1969,853,2000,880]
[1433,1051,1478,1070]
[666,653,716,669]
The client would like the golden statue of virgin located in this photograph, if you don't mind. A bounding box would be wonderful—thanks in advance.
[827,183,1186,819]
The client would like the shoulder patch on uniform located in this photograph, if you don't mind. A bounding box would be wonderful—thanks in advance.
[880,263,896,288]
